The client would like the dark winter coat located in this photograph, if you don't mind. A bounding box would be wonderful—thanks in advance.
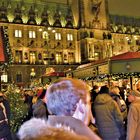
[0,97,12,140]
[91,90,98,102]
[94,93,125,140]
[32,99,49,119]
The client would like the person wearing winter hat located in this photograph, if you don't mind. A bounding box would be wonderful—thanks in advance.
[32,88,49,119]
[99,85,109,94]
[126,90,140,140]
[37,88,44,98]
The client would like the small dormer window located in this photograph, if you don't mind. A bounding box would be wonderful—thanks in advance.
[15,30,22,37]
[67,34,73,41]
[55,33,61,40]
[29,31,36,38]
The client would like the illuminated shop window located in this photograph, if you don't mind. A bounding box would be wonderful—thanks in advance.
[1,73,8,83]
[56,52,62,64]
[15,50,22,63]
[55,33,61,40]
[30,68,36,79]
[43,52,47,59]
[30,51,36,64]
[15,30,22,37]
[94,52,99,60]
[29,31,36,38]
[67,34,73,41]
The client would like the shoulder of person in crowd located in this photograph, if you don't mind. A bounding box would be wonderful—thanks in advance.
[110,92,120,99]
[0,93,8,103]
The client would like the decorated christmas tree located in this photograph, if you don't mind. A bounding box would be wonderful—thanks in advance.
[5,84,28,132]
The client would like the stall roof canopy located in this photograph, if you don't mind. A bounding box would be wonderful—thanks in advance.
[111,52,140,61]
[0,27,5,63]
[42,72,65,77]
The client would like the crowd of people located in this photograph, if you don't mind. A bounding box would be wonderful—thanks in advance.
[0,78,140,140]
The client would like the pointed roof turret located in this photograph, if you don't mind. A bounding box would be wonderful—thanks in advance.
[40,7,50,26]
[53,5,62,27]
[13,4,23,24]
[0,2,9,22]
[65,6,73,28]
[27,6,37,25]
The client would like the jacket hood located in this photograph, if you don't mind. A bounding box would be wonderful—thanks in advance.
[94,93,112,105]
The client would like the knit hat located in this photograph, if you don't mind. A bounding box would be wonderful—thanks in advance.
[99,85,109,94]
[37,88,46,99]
[37,88,44,97]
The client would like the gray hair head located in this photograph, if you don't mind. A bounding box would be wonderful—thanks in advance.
[46,78,88,116]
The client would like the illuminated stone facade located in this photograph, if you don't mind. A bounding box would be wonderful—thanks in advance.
[0,0,140,85]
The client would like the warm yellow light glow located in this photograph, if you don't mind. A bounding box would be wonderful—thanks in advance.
[55,33,61,40]
[22,16,28,23]
[39,28,43,32]
[36,18,41,25]
[1,74,8,83]
[94,53,98,56]
[67,34,73,41]
[29,31,36,38]
[15,30,22,37]
[42,31,49,39]
[52,29,56,33]
[48,27,52,30]
[134,36,138,40]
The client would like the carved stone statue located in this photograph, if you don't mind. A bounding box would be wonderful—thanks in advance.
[91,0,102,20]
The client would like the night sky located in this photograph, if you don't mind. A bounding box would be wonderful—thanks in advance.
[46,0,140,17]
[108,0,140,17]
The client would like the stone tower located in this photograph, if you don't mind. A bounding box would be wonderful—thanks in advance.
[71,0,109,29]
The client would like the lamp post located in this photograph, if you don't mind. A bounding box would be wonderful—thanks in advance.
[30,68,36,80]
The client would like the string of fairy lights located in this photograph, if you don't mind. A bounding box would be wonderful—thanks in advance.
[82,72,140,81]
[0,26,13,70]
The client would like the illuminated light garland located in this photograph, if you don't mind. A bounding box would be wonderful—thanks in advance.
[0,26,13,70]
[3,26,13,65]
[84,72,140,81]
[5,84,28,133]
